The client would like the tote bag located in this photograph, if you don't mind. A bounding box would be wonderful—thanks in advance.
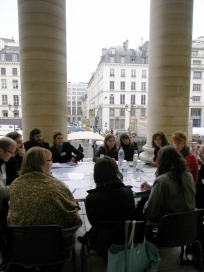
[106,221,160,272]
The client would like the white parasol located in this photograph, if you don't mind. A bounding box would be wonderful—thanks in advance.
[67,131,105,141]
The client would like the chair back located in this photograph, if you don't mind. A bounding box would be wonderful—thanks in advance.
[91,221,145,257]
[7,225,66,265]
[155,209,204,247]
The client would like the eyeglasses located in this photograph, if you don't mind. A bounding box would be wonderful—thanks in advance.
[47,160,53,163]
[4,149,15,155]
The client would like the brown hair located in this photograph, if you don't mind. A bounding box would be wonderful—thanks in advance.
[151,131,169,148]
[103,134,117,152]
[20,147,52,175]
[53,130,63,144]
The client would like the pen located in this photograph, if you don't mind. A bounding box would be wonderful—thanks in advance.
[72,189,76,194]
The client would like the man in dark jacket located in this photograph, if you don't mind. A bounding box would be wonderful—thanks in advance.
[24,128,49,151]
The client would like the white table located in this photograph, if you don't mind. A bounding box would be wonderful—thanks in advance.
[51,161,156,201]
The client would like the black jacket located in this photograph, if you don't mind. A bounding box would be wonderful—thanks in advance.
[93,146,118,162]
[50,142,84,163]
[6,154,23,185]
[196,163,204,208]
[85,183,135,227]
[24,140,49,151]
[120,142,138,161]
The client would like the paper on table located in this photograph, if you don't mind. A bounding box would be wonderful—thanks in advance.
[62,179,89,189]
[51,162,79,168]
[67,173,84,180]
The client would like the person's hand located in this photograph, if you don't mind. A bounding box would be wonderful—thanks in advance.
[70,157,76,163]
[140,181,151,191]
[17,145,25,155]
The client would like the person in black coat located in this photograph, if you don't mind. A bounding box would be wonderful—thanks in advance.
[196,144,204,208]
[24,128,49,151]
[50,130,84,163]
[93,134,118,162]
[119,133,138,161]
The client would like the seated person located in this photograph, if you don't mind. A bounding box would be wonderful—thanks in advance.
[24,127,49,151]
[195,144,204,208]
[8,147,82,251]
[93,134,118,162]
[151,131,169,167]
[50,130,84,163]
[119,134,138,161]
[143,145,196,222]
[172,130,199,184]
[5,131,25,185]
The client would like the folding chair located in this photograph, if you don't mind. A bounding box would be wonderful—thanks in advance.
[80,220,145,272]
[147,209,204,271]
[6,225,76,272]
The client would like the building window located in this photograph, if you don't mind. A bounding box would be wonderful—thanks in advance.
[141,95,146,105]
[1,79,7,89]
[192,96,201,102]
[2,111,8,117]
[120,119,125,129]
[131,69,136,77]
[110,108,114,116]
[2,95,7,105]
[12,54,17,61]
[191,109,201,116]
[121,69,125,77]
[120,95,125,104]
[13,80,18,89]
[192,51,198,56]
[131,82,136,90]
[121,82,125,90]
[192,119,201,127]
[193,72,202,79]
[72,107,76,115]
[1,54,5,61]
[12,68,17,76]
[141,82,146,91]
[77,101,81,106]
[68,107,71,115]
[120,109,125,116]
[110,57,114,63]
[193,84,201,91]
[72,101,76,106]
[110,69,115,76]
[110,81,114,90]
[14,110,19,117]
[121,57,125,63]
[142,70,147,78]
[111,48,115,55]
[1,68,6,75]
[13,95,19,105]
[110,95,114,104]
[131,108,135,117]
[141,108,146,116]
[131,95,135,104]
[72,96,76,100]
[193,60,201,65]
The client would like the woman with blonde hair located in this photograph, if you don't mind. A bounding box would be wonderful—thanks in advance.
[93,134,118,162]
[8,147,82,249]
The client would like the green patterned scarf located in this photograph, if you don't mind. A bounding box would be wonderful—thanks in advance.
[180,145,190,157]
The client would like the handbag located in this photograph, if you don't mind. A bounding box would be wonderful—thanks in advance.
[106,221,160,272]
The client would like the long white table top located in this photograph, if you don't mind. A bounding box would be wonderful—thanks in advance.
[51,161,156,201]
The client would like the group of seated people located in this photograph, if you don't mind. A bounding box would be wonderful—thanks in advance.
[0,126,203,267]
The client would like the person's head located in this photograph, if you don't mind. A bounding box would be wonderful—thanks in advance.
[172,131,187,151]
[94,156,123,187]
[30,128,42,143]
[104,134,116,150]
[79,144,81,147]
[157,145,187,177]
[0,137,16,162]
[120,134,132,147]
[151,131,169,149]
[6,131,23,149]
[199,144,204,161]
[20,147,52,175]
[53,130,64,146]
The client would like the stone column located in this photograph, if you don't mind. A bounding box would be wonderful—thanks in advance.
[18,0,67,144]
[140,0,194,161]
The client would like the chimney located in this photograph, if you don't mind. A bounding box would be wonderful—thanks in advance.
[123,40,129,50]
[102,48,107,56]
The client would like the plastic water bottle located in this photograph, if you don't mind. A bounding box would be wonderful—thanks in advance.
[118,147,124,170]
[133,150,138,172]
[122,161,128,181]
[136,160,142,181]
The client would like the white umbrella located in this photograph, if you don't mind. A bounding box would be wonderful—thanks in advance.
[67,131,105,141]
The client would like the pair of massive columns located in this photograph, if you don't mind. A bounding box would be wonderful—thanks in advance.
[18,0,193,147]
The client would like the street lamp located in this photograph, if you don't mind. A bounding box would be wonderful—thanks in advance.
[125,104,134,135]
[8,103,18,130]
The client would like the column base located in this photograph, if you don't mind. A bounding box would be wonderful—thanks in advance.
[139,144,154,162]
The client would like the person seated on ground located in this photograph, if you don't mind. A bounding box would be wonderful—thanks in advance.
[151,131,169,167]
[119,133,138,161]
[50,130,84,163]
[195,144,204,208]
[5,131,25,185]
[172,130,199,184]
[24,127,49,151]
[143,145,196,223]
[8,147,82,252]
[93,134,118,162]
[78,156,135,257]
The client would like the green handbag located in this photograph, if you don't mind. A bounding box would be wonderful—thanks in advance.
[106,221,160,272]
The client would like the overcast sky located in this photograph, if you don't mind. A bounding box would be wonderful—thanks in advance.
[0,0,203,83]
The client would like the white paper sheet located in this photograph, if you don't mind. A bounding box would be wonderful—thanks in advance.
[67,173,85,180]
[62,179,89,189]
